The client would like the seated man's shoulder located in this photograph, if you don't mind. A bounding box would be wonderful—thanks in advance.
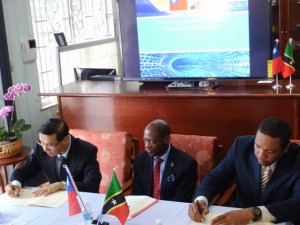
[135,151,149,161]
[73,137,97,152]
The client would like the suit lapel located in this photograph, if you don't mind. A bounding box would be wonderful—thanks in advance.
[260,153,292,203]
[48,156,59,180]
[147,156,154,196]
[161,148,176,196]
[249,152,261,203]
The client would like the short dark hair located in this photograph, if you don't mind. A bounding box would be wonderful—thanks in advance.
[38,118,69,142]
[257,117,291,148]
[147,119,171,138]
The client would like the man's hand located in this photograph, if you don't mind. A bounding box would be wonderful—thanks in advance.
[32,182,65,197]
[211,208,253,225]
[5,184,21,197]
[188,200,208,222]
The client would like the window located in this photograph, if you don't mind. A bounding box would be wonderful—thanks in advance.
[29,0,116,108]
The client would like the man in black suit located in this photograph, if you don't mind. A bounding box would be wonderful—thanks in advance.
[6,118,101,197]
[132,119,198,202]
[189,117,300,224]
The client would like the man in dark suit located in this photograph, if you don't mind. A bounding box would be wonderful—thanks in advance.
[132,119,198,202]
[5,118,101,197]
[189,117,300,224]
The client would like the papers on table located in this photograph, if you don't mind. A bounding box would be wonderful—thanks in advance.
[190,213,272,225]
[0,189,67,208]
[125,195,158,219]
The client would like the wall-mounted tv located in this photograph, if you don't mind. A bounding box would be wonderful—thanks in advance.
[118,0,272,82]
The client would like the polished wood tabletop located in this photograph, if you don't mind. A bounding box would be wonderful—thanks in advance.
[38,79,300,97]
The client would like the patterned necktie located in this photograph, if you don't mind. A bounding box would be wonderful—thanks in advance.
[60,155,66,181]
[152,157,163,199]
[261,166,272,191]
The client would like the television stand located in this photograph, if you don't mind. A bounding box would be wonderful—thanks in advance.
[167,78,221,90]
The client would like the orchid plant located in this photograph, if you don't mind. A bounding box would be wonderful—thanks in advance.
[0,83,32,144]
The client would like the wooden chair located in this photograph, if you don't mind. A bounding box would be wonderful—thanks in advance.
[291,139,300,145]
[69,129,139,195]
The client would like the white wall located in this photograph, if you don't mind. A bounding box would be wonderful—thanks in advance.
[2,0,58,148]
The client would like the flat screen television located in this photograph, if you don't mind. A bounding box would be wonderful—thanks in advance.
[117,0,272,82]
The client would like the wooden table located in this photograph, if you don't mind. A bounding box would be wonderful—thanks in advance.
[0,146,33,193]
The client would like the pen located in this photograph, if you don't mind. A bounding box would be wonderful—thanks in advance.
[196,201,205,223]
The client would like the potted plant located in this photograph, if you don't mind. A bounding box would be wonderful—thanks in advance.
[0,83,32,158]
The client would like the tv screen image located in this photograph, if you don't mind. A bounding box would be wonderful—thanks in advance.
[118,0,271,81]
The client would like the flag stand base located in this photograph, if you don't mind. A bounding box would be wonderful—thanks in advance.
[285,83,295,89]
[272,83,282,89]
[92,220,109,225]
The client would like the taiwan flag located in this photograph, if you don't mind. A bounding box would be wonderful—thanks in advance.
[102,171,129,225]
[67,173,81,216]
[272,40,285,76]
[282,39,295,78]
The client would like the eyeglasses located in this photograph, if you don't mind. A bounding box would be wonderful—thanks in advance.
[37,138,64,150]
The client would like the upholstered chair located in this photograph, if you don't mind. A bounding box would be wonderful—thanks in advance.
[170,134,222,184]
[69,129,138,194]
[291,139,300,145]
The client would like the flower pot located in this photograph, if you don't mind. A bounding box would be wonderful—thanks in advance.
[0,139,23,159]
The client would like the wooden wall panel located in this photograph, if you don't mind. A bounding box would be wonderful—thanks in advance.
[59,95,299,153]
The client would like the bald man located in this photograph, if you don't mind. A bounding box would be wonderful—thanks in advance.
[132,119,198,202]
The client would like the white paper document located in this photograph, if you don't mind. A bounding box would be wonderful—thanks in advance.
[125,195,158,219]
[190,213,272,225]
[0,189,67,208]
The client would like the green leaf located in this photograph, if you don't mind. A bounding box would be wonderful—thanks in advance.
[12,119,26,130]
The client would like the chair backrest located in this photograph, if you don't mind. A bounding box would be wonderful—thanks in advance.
[69,129,138,194]
[170,134,222,184]
[291,139,300,145]
[74,68,116,81]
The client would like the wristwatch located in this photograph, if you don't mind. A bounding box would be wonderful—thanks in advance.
[252,207,262,221]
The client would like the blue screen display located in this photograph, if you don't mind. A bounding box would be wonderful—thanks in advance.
[119,0,271,80]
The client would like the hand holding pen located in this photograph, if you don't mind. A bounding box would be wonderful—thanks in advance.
[5,182,20,197]
[188,200,208,223]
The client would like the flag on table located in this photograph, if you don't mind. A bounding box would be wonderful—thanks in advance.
[282,38,295,78]
[102,171,129,225]
[67,173,81,216]
[272,39,285,76]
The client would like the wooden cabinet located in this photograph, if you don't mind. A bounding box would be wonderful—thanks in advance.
[39,80,300,153]
[272,0,300,78]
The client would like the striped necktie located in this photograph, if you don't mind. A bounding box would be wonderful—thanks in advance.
[152,157,163,199]
[261,166,272,191]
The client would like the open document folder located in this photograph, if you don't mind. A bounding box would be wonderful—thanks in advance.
[125,195,158,219]
[190,213,272,225]
[0,189,67,208]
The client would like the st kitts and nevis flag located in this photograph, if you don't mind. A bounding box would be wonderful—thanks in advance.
[282,38,296,78]
[272,39,285,76]
[67,173,81,216]
[102,171,129,225]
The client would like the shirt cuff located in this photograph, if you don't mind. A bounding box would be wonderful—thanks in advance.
[259,206,276,222]
[194,196,209,207]
[11,180,22,189]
